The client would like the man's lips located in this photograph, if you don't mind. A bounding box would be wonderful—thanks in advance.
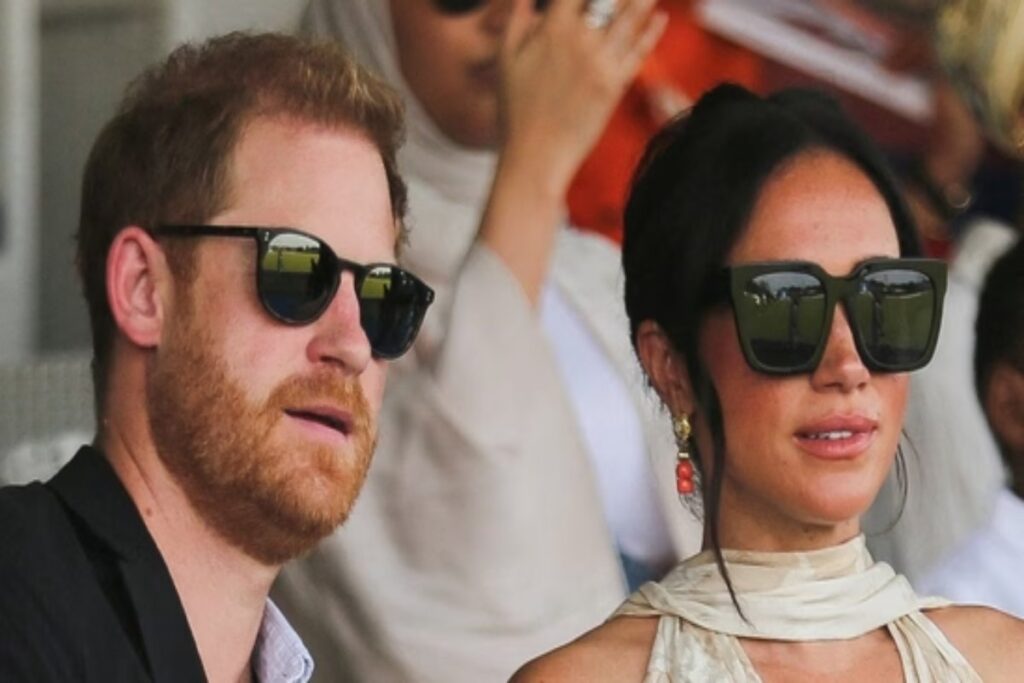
[793,414,879,459]
[284,406,353,438]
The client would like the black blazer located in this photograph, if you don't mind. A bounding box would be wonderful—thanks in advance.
[0,446,206,682]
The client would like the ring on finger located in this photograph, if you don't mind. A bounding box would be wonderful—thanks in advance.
[584,0,616,29]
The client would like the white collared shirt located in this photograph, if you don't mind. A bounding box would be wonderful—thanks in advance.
[918,489,1024,618]
[253,599,314,683]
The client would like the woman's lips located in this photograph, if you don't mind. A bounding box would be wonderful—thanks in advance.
[793,415,879,459]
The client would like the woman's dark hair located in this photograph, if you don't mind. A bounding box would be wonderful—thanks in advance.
[622,83,921,612]
[974,239,1024,459]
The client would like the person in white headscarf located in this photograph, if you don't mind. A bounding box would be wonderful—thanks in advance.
[513,81,1024,683]
[273,2,701,681]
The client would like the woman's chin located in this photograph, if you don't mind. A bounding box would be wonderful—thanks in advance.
[795,493,876,533]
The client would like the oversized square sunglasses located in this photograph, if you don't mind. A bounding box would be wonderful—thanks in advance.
[155,225,435,360]
[706,258,947,375]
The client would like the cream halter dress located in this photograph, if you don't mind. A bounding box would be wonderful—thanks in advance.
[613,536,982,682]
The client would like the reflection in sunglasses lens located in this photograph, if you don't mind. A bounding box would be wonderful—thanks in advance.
[851,270,934,367]
[434,0,549,14]
[359,267,391,351]
[742,272,826,369]
[261,233,333,322]
[359,266,421,357]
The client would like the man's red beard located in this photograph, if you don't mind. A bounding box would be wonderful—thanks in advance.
[146,303,376,566]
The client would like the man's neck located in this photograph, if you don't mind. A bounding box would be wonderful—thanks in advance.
[98,414,278,683]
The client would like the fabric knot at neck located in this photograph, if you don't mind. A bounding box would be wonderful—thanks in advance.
[615,534,948,641]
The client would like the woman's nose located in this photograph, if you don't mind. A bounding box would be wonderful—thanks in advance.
[810,306,871,392]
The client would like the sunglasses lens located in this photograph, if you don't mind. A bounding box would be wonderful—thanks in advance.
[737,272,827,371]
[259,232,334,323]
[849,269,937,369]
[357,265,429,359]
[257,230,430,357]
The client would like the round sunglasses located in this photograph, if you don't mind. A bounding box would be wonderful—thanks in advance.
[706,258,947,375]
[155,225,435,360]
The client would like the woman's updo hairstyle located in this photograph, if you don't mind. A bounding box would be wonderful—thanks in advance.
[622,83,920,609]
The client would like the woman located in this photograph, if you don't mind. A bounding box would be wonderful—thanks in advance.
[513,84,1024,681]
[273,2,700,682]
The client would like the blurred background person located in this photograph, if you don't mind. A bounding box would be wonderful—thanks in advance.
[565,0,764,243]
[919,239,1024,617]
[272,2,704,681]
[515,82,1024,683]
[845,0,1024,584]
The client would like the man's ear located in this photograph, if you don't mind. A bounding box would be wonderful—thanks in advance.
[635,319,696,416]
[106,226,171,350]
[985,363,1024,455]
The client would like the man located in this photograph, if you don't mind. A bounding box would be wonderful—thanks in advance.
[0,33,432,681]
[275,2,689,681]
[920,237,1024,616]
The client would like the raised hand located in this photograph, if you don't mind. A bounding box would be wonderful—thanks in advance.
[499,0,667,193]
[480,0,666,304]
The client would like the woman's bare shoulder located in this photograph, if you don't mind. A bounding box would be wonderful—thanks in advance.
[924,604,1024,681]
[509,616,660,683]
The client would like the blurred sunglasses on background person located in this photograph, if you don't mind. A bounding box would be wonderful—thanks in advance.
[431,0,617,29]
[432,0,552,14]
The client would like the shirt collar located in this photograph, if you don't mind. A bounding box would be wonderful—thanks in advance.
[50,448,314,682]
[252,599,314,683]
[48,446,206,679]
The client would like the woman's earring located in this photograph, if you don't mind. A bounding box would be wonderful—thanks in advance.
[673,414,695,494]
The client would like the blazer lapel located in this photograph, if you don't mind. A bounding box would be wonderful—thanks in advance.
[49,447,206,682]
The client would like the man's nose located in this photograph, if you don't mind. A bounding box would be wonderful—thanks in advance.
[305,271,373,373]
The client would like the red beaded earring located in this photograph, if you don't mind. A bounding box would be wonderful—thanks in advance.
[673,414,695,495]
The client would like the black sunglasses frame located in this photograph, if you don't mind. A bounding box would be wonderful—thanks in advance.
[154,224,435,359]
[709,258,947,375]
